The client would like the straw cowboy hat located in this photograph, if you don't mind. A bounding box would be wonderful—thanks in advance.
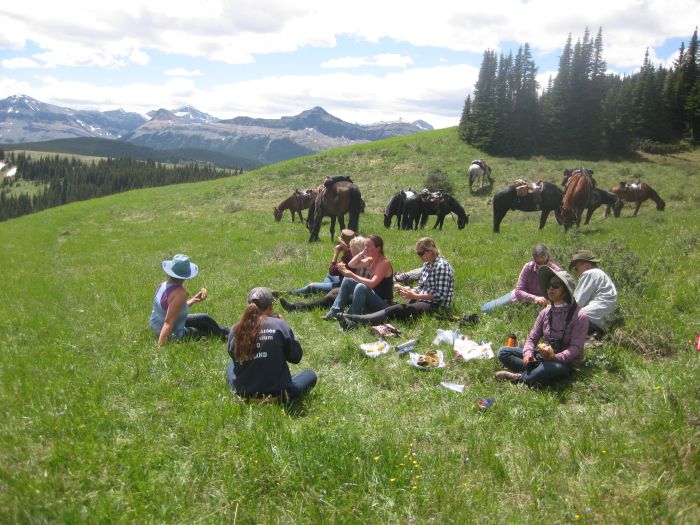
[568,250,601,269]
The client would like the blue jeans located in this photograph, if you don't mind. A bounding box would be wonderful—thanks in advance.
[498,346,573,386]
[326,277,388,316]
[481,291,513,313]
[291,275,339,295]
[226,362,317,401]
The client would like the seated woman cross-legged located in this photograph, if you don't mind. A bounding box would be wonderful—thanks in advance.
[495,266,588,387]
[226,287,317,402]
[322,234,394,320]
[336,237,454,331]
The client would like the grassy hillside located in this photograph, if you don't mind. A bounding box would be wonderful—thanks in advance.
[1,128,699,523]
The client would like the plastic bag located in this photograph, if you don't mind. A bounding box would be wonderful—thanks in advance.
[453,338,494,361]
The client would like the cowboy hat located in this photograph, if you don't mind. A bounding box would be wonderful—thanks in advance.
[162,254,198,280]
[568,249,601,269]
[338,229,357,244]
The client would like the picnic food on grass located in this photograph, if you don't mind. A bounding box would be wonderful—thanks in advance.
[360,341,391,357]
[199,288,208,299]
[416,349,440,368]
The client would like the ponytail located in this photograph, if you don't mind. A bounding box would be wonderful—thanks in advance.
[233,303,265,363]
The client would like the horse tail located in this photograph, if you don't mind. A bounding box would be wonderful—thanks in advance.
[348,184,362,232]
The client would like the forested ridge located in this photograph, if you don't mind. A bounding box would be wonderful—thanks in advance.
[0,151,235,221]
[459,27,699,157]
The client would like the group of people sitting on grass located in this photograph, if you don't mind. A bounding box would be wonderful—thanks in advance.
[148,232,618,400]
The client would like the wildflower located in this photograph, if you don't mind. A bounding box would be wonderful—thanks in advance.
[390,478,396,482]
[373,455,381,461]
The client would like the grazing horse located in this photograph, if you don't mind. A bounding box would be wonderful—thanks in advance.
[468,160,493,191]
[492,182,563,233]
[559,170,593,231]
[273,189,315,223]
[584,188,623,225]
[610,181,665,216]
[384,189,416,228]
[562,167,596,188]
[307,180,362,242]
[418,193,469,230]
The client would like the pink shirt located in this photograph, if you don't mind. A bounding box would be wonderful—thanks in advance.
[512,260,562,303]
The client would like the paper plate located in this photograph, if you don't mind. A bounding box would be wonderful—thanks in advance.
[408,350,445,370]
[360,340,392,358]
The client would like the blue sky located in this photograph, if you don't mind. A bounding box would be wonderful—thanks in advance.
[0,1,696,129]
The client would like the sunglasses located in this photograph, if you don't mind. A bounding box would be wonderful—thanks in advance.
[416,250,426,256]
[547,282,563,289]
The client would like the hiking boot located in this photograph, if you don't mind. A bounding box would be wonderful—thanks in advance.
[321,309,341,321]
[495,370,523,383]
[336,314,357,331]
[279,297,296,311]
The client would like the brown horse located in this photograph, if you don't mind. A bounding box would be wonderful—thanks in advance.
[273,189,315,222]
[306,180,362,242]
[609,182,665,216]
[560,169,593,230]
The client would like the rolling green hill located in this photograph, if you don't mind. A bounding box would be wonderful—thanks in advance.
[1,136,262,170]
[1,128,698,523]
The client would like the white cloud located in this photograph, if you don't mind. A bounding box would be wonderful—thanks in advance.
[1,1,697,69]
[165,67,202,77]
[322,53,413,69]
[1,57,40,69]
[129,48,150,66]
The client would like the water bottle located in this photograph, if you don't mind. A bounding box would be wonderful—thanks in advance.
[506,333,518,347]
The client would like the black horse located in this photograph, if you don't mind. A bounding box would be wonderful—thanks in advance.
[418,194,469,230]
[585,188,623,224]
[493,182,563,233]
[383,189,417,229]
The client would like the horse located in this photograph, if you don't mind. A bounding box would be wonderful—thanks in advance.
[306,180,362,242]
[609,181,665,216]
[492,182,563,233]
[383,189,418,228]
[584,188,623,225]
[418,193,469,230]
[273,189,315,223]
[401,191,423,230]
[562,167,596,188]
[468,160,493,192]
[559,169,593,231]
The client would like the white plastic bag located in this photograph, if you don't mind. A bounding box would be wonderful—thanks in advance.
[453,338,494,361]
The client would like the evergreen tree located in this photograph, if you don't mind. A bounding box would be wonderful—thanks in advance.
[457,95,472,142]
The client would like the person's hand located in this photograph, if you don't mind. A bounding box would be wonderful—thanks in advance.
[534,296,548,306]
[523,352,535,365]
[192,288,208,302]
[397,286,414,299]
[337,262,348,275]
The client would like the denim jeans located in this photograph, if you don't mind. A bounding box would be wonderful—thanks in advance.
[226,362,317,401]
[326,277,387,316]
[481,291,513,313]
[291,275,339,295]
[498,346,573,386]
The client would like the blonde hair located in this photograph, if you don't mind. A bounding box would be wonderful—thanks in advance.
[416,237,440,257]
[349,235,366,252]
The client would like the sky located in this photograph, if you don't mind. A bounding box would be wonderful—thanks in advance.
[0,1,697,129]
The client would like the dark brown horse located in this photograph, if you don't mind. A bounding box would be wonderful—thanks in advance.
[560,169,593,230]
[273,189,316,222]
[609,182,665,216]
[306,181,362,242]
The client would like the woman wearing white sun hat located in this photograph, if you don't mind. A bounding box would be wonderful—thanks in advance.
[149,254,229,347]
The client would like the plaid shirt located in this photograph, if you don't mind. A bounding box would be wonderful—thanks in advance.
[416,256,454,308]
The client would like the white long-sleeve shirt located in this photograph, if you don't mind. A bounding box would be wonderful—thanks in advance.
[574,268,617,330]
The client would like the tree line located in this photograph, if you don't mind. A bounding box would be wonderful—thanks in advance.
[0,151,237,222]
[458,28,699,157]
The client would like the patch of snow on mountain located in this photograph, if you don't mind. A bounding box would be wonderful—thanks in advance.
[6,167,17,177]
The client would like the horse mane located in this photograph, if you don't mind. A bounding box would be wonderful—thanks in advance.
[443,194,467,219]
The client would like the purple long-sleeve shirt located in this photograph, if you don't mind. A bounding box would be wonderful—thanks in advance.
[522,303,589,366]
[512,260,562,303]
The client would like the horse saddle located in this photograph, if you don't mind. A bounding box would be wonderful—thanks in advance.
[421,190,443,202]
[514,179,542,198]
[323,175,353,190]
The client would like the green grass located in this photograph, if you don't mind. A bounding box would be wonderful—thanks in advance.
[1,178,48,198]
[1,128,699,523]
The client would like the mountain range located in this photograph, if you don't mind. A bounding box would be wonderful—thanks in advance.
[0,95,432,165]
